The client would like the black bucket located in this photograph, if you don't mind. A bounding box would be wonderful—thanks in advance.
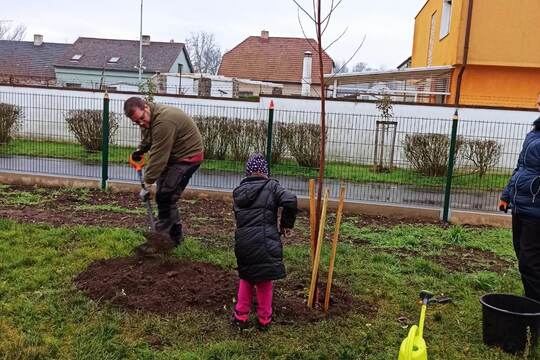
[480,293,540,354]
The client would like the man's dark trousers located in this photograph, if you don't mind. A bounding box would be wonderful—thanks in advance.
[155,161,201,244]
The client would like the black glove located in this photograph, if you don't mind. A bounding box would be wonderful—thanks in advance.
[131,149,145,162]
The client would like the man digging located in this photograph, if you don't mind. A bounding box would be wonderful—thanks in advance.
[124,97,204,255]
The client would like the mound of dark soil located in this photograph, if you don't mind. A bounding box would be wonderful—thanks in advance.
[74,256,377,323]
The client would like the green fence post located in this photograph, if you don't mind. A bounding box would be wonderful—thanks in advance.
[101,92,110,190]
[266,100,275,166]
[442,110,459,222]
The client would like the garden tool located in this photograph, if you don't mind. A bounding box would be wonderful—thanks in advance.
[128,155,175,257]
[398,291,453,360]
[128,154,156,230]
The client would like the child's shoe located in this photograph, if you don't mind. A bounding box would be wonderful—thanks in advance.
[231,316,250,330]
[256,320,271,331]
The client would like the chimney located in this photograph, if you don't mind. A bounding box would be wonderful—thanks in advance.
[261,30,269,40]
[142,35,150,46]
[33,34,43,46]
[301,51,312,96]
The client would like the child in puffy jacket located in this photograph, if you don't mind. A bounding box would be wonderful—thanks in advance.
[232,153,298,330]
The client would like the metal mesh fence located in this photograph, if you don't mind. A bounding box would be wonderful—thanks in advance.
[0,89,529,213]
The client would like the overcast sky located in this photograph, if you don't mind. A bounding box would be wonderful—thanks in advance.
[2,0,426,69]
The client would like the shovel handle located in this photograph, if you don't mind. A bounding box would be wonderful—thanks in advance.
[136,170,156,230]
[129,154,146,171]
[136,170,145,188]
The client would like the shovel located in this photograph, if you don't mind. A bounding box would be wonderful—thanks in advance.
[128,155,156,230]
[128,155,174,256]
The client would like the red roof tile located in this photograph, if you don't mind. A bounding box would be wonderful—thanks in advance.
[218,35,334,85]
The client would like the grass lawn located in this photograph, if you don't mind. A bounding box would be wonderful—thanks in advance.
[0,139,510,190]
[0,184,532,359]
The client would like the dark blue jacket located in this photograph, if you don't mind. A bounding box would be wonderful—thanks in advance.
[233,177,298,283]
[501,117,540,218]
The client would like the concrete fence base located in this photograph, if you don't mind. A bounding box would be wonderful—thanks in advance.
[0,172,511,228]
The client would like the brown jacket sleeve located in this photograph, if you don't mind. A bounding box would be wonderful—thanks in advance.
[137,127,152,153]
[143,121,175,184]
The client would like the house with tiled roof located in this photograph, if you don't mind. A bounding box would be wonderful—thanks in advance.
[0,35,69,86]
[54,36,193,90]
[218,30,334,97]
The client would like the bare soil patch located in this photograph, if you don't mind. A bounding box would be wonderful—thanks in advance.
[74,255,377,323]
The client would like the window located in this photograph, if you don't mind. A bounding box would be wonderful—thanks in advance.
[427,12,436,66]
[65,83,82,88]
[108,57,120,63]
[440,0,452,39]
[70,54,82,61]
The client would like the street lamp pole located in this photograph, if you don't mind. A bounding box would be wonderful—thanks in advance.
[138,0,143,82]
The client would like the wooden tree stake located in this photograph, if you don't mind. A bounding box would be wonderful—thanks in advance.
[308,188,329,309]
[324,186,346,313]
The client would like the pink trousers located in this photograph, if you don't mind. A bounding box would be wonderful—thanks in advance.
[234,279,273,325]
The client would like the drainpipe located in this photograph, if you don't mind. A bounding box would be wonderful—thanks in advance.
[454,0,474,105]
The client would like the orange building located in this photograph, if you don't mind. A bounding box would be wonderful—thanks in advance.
[412,0,540,108]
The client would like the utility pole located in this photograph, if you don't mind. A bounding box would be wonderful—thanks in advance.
[138,0,144,82]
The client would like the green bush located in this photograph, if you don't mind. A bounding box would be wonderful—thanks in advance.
[193,116,319,165]
[462,139,502,177]
[403,133,463,177]
[0,103,23,145]
[269,122,288,164]
[281,123,322,168]
[65,110,119,152]
[193,116,230,160]
[228,119,261,162]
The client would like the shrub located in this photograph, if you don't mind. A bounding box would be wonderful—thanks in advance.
[252,121,267,156]
[403,133,463,177]
[0,103,23,145]
[65,110,119,152]
[193,116,230,160]
[462,139,502,177]
[251,121,288,164]
[228,119,260,162]
[281,123,323,168]
[270,122,288,164]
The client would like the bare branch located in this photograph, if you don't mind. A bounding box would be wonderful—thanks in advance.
[320,0,335,35]
[292,0,316,22]
[185,31,222,74]
[321,0,344,25]
[323,26,348,52]
[325,35,366,82]
[298,9,320,54]
[0,23,26,40]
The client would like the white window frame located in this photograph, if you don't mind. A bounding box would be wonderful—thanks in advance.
[70,54,83,61]
[427,12,436,66]
[108,57,120,63]
[440,0,452,39]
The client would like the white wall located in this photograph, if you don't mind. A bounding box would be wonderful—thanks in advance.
[0,85,263,148]
[0,84,536,170]
[260,96,537,169]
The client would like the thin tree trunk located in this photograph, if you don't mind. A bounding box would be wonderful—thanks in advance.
[314,0,326,245]
[312,0,327,304]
